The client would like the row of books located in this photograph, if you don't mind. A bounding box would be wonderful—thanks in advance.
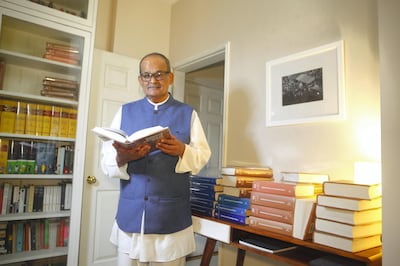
[43,42,81,66]
[41,76,79,100]
[0,182,72,215]
[0,218,69,255]
[0,99,77,138]
[313,180,382,252]
[0,140,74,175]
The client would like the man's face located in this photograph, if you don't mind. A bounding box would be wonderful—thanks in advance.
[138,55,173,103]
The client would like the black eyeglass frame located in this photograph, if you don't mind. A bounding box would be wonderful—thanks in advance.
[139,71,171,82]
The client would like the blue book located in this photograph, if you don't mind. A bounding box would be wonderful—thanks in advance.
[215,203,251,216]
[190,175,222,185]
[191,190,221,201]
[214,210,249,224]
[217,194,251,209]
[190,182,223,192]
[191,204,215,217]
[190,196,217,208]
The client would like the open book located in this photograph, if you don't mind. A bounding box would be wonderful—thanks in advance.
[92,125,171,151]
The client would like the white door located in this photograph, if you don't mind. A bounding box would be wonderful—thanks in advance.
[79,49,142,266]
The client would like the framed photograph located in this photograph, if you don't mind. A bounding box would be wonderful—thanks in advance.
[266,40,345,127]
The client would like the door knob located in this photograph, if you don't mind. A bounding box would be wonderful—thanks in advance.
[86,175,97,184]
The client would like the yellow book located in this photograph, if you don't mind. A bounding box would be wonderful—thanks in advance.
[59,107,70,137]
[35,104,44,136]
[68,108,77,138]
[0,99,17,133]
[50,105,61,137]
[25,102,37,135]
[0,138,9,174]
[41,104,52,136]
[14,101,27,134]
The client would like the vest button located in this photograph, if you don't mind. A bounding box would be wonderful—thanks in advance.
[144,196,148,200]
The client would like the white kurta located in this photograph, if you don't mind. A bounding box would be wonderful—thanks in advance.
[101,97,211,262]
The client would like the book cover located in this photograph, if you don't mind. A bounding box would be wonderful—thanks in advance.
[92,125,171,151]
[238,235,297,253]
[223,186,252,198]
[315,218,382,238]
[59,107,70,137]
[14,101,27,134]
[317,194,382,211]
[221,175,273,188]
[35,142,56,174]
[281,171,329,184]
[190,196,217,209]
[25,102,38,135]
[315,205,382,225]
[190,181,224,192]
[214,210,249,225]
[215,203,251,216]
[249,216,293,236]
[0,99,17,133]
[251,191,296,211]
[68,108,77,138]
[191,204,215,217]
[41,104,52,136]
[190,175,222,185]
[191,190,221,201]
[251,204,294,224]
[221,166,273,177]
[217,194,251,209]
[49,105,61,137]
[313,231,382,252]
[252,180,316,197]
[323,180,382,200]
[292,197,316,240]
[35,104,44,136]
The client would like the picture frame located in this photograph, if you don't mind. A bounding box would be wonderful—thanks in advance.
[266,40,345,127]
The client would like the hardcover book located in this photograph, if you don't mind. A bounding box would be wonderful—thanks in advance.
[215,203,251,216]
[92,125,171,151]
[315,218,382,238]
[249,216,293,236]
[221,166,273,177]
[190,175,222,185]
[313,231,381,252]
[323,180,382,200]
[221,175,273,188]
[281,172,329,184]
[317,194,382,211]
[315,205,382,225]
[214,210,249,225]
[190,181,224,192]
[292,197,316,240]
[217,194,251,209]
[252,180,316,197]
[223,186,252,198]
[238,235,297,253]
[250,191,296,211]
[251,204,294,224]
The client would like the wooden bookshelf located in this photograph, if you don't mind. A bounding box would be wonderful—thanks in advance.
[192,214,382,266]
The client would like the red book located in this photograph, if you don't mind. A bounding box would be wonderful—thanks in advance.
[251,204,294,224]
[252,181,315,197]
[251,191,296,210]
[249,216,293,236]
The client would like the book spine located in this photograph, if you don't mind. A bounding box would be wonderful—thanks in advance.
[250,191,296,210]
[215,203,250,216]
[0,99,17,133]
[14,101,27,134]
[41,104,52,136]
[217,194,251,209]
[68,109,77,138]
[190,176,221,185]
[249,216,293,236]
[190,182,223,192]
[214,210,249,224]
[251,204,294,224]
[0,138,9,174]
[190,197,216,208]
[191,204,215,217]
[25,102,38,135]
[252,181,296,196]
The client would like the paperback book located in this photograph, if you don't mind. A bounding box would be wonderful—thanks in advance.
[238,235,297,253]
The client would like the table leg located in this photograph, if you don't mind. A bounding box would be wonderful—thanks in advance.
[236,248,246,266]
[200,238,217,266]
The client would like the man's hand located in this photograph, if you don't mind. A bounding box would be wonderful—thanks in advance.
[156,133,186,157]
[113,142,151,167]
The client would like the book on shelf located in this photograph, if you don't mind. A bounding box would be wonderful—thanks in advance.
[252,180,316,197]
[190,181,224,192]
[223,186,252,198]
[292,197,316,240]
[92,125,171,151]
[43,76,79,90]
[281,171,329,184]
[249,216,293,236]
[0,138,9,174]
[190,175,222,185]
[217,194,251,209]
[0,99,17,133]
[220,175,273,188]
[238,235,297,254]
[190,196,217,209]
[315,218,382,238]
[313,230,382,252]
[14,101,27,134]
[191,204,215,217]
[214,210,249,225]
[215,203,251,216]
[44,53,80,65]
[315,205,382,225]
[323,180,382,200]
[317,194,382,211]
[221,166,273,177]
[59,108,70,137]
[251,204,294,224]
[250,191,296,211]
[46,42,80,54]
[35,142,56,174]
[191,190,221,201]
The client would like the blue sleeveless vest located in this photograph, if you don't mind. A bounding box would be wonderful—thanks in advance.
[116,95,194,234]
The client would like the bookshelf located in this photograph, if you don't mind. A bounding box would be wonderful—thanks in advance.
[193,214,382,266]
[0,0,97,265]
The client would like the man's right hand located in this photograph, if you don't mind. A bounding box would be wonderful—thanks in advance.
[113,142,151,167]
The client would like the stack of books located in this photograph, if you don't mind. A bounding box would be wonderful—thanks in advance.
[44,42,80,66]
[313,180,382,252]
[213,166,274,224]
[189,175,222,217]
[41,76,79,100]
[249,180,317,238]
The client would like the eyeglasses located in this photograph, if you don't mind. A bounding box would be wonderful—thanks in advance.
[139,71,170,82]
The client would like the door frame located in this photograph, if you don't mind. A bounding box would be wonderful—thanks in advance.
[173,42,230,168]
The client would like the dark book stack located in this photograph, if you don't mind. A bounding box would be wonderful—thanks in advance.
[41,76,79,100]
[214,194,251,225]
[313,180,382,252]
[44,42,80,66]
[189,175,222,217]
